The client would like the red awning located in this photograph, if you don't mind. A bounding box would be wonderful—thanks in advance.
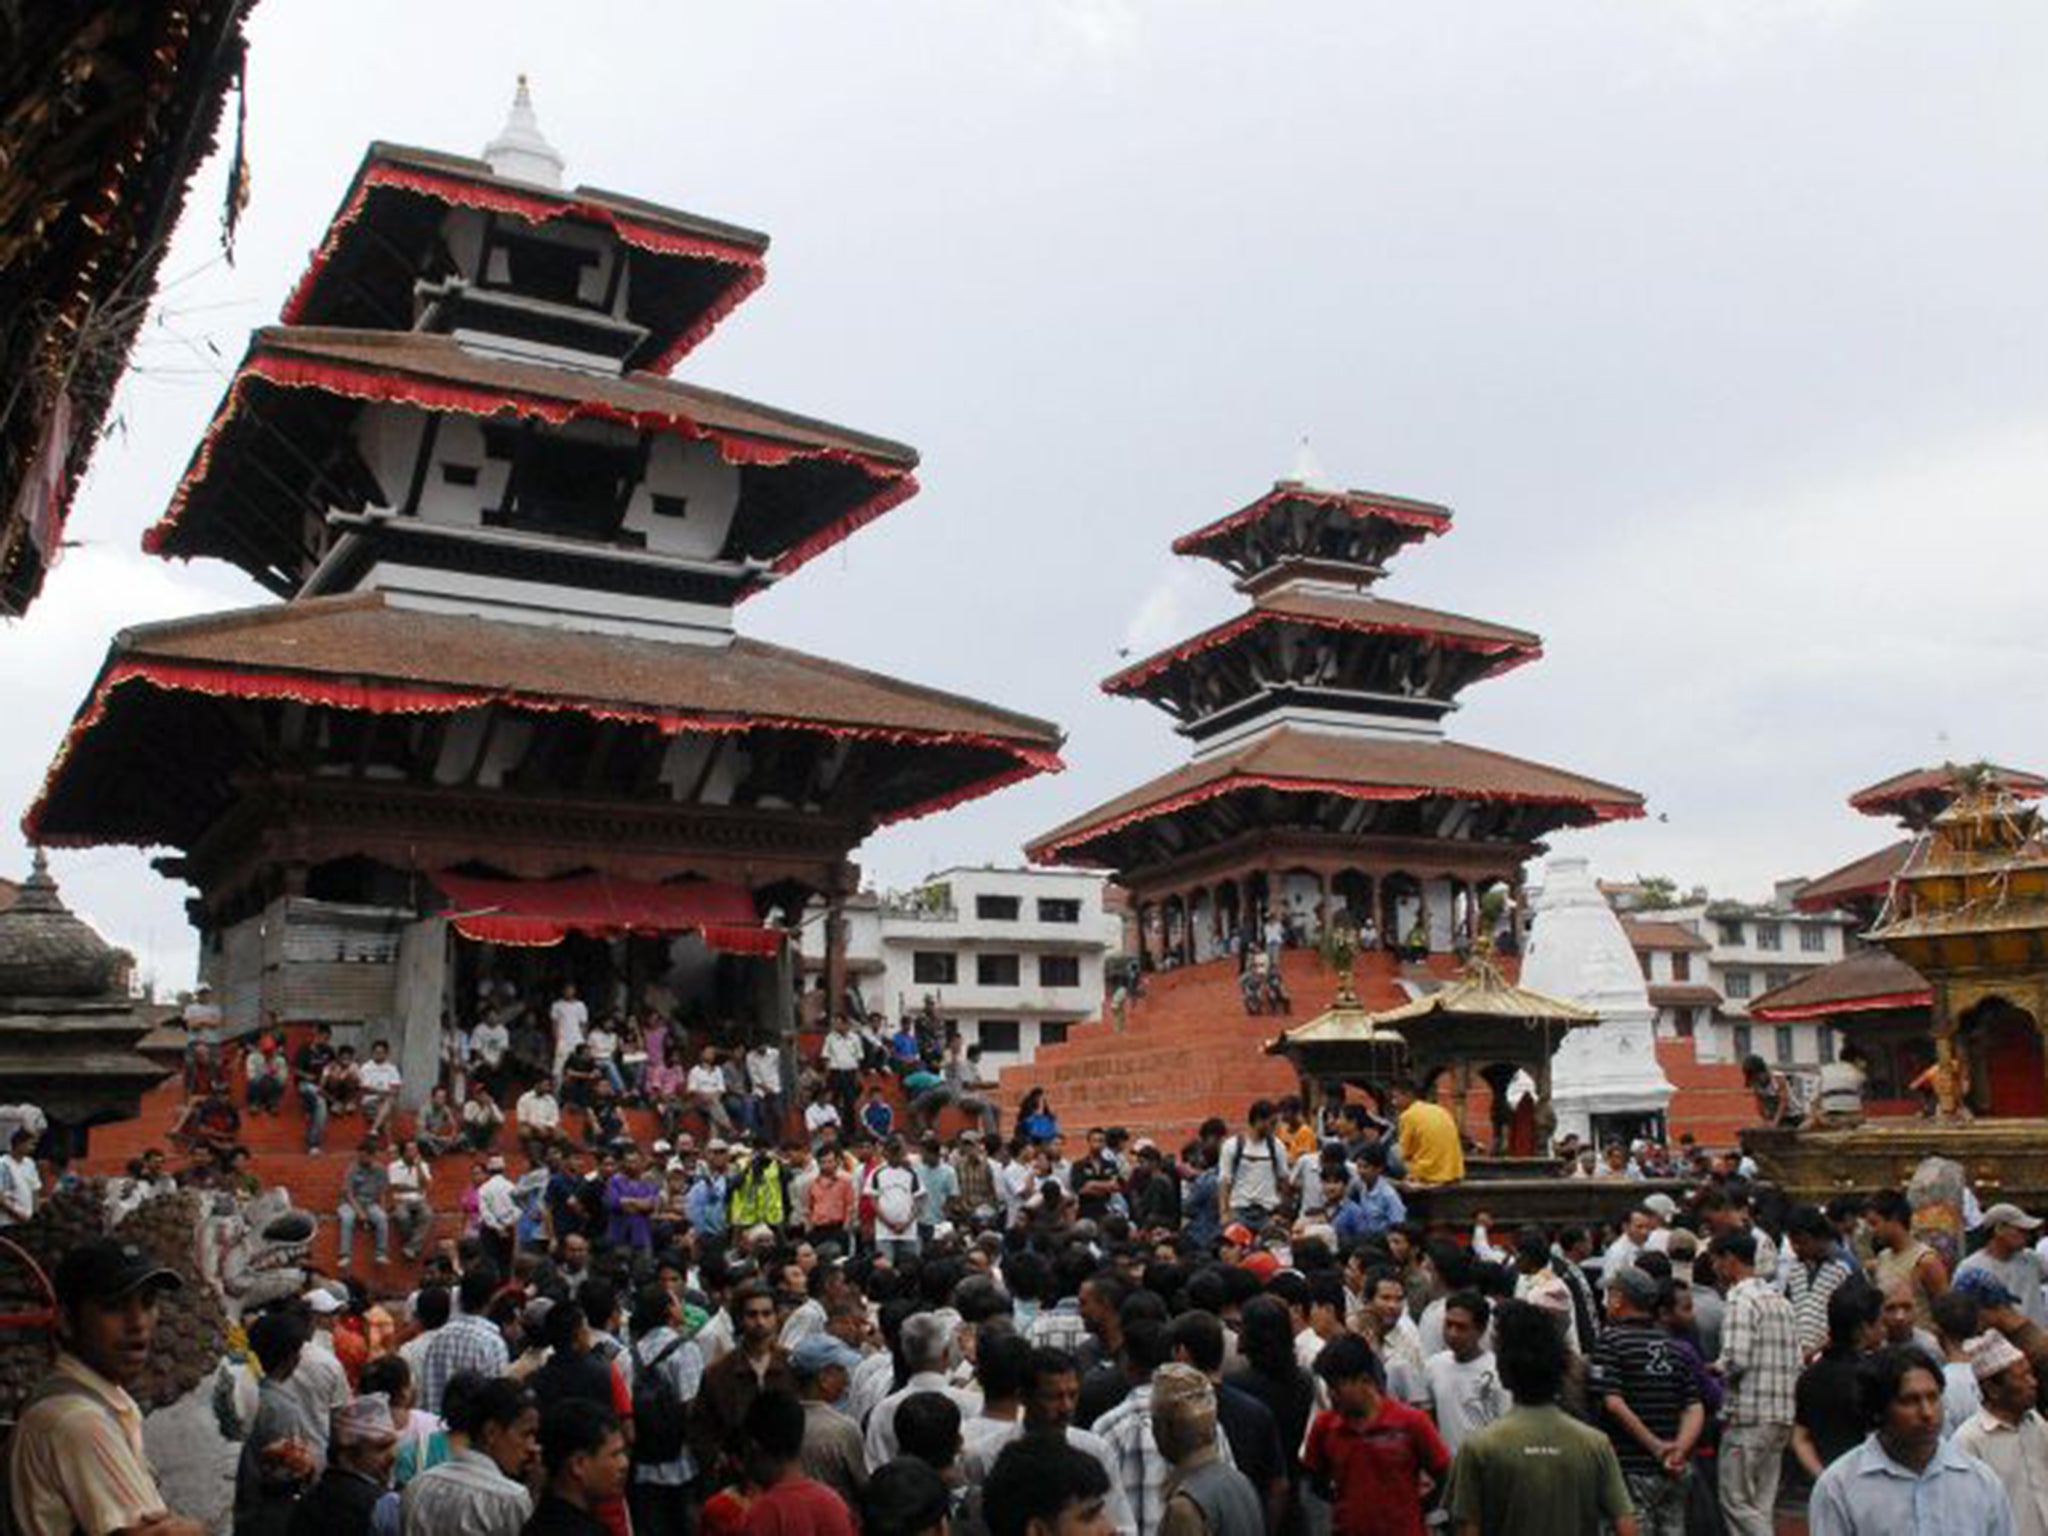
[435,872,779,955]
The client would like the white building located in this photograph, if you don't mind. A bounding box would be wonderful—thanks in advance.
[1612,879,1858,1068]
[800,866,1122,1072]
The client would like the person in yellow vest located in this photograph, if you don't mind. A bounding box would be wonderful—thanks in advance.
[1390,1081,1465,1185]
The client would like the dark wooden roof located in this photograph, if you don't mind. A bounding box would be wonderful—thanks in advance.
[1029,726,1642,866]
[280,141,771,373]
[142,326,919,592]
[1849,764,2048,829]
[0,0,258,615]
[1102,591,1540,696]
[29,593,1063,849]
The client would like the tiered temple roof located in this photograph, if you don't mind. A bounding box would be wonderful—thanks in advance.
[28,85,1061,938]
[1031,472,1640,875]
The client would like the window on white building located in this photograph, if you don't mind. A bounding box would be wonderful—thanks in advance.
[1675,1008,1696,1038]
[976,1020,1021,1053]
[912,952,957,985]
[1040,1021,1070,1046]
[1038,898,1082,924]
[1775,1025,1794,1064]
[1755,921,1782,951]
[1733,1023,1753,1060]
[1725,971,1751,1000]
[1800,926,1827,953]
[1765,970,1792,992]
[1718,921,1745,946]
[1638,951,1654,980]
[977,953,1021,987]
[1672,952,1692,983]
[1819,1024,1836,1060]
[1039,954,1081,988]
[975,894,1022,921]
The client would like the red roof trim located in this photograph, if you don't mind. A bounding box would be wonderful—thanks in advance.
[1026,768,1642,865]
[24,659,1062,845]
[1172,487,1452,557]
[278,162,768,369]
[1748,989,1932,1023]
[1101,607,1541,695]
[141,351,917,586]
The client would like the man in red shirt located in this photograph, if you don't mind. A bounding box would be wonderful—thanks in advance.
[739,1389,854,1536]
[1302,1334,1450,1536]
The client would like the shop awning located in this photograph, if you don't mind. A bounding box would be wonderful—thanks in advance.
[435,871,779,955]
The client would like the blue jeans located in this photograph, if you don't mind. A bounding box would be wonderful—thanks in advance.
[298,1081,328,1150]
[338,1203,388,1263]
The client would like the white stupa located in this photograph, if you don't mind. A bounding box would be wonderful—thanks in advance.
[482,75,566,187]
[1519,855,1674,1143]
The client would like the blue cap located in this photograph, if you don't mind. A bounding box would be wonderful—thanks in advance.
[1954,1269,2021,1309]
[790,1334,863,1379]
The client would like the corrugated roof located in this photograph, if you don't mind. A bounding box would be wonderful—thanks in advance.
[1794,841,1913,912]
[1746,949,1929,1022]
[1621,919,1711,952]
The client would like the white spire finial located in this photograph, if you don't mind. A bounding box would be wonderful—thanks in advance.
[1286,434,1336,492]
[483,74,566,188]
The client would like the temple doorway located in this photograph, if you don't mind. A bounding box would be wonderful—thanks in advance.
[1962,998,2047,1118]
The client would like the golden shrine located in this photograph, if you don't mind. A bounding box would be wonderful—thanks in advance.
[1744,779,2048,1212]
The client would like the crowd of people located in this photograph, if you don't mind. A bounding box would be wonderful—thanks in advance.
[11,975,2048,1536]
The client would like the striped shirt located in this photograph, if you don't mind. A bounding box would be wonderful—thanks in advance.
[1782,1257,1853,1354]
[1590,1319,1699,1475]
[1093,1381,1235,1534]
[1720,1277,1800,1428]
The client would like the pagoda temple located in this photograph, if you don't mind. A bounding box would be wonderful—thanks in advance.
[1004,462,1643,1139]
[24,85,1062,1096]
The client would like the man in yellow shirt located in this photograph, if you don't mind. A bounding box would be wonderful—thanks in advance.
[10,1237,202,1536]
[1391,1082,1465,1185]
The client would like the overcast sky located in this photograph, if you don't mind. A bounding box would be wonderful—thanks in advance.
[6,1,2046,990]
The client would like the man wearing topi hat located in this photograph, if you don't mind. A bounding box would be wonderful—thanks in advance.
[8,1237,202,1536]
[1958,1203,2048,1328]
[294,1394,401,1536]
[1954,1330,2048,1536]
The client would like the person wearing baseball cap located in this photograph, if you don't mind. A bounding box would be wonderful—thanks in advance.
[9,1238,199,1536]
[1958,1203,2048,1328]
[790,1335,866,1508]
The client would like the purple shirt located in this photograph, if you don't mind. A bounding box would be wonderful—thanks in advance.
[606,1173,658,1249]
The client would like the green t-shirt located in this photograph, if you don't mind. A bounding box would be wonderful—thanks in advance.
[1443,1404,1634,1536]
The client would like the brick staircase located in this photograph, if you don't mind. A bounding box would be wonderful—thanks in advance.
[1655,1035,1757,1147]
[78,1033,973,1298]
[992,949,1479,1145]
[990,949,1764,1152]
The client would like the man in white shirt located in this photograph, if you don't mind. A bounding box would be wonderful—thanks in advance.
[358,1040,403,1141]
[687,1049,737,1137]
[1959,1204,2048,1328]
[1424,1292,1510,1455]
[470,1016,510,1098]
[1602,1207,1656,1278]
[0,1127,41,1226]
[515,1078,571,1159]
[864,1310,981,1466]
[387,1140,433,1260]
[475,1155,520,1270]
[820,1015,865,1126]
[1954,1330,2048,1536]
[549,982,587,1081]
[745,1042,785,1140]
[1217,1100,1288,1226]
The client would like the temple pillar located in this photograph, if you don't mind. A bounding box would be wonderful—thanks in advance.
[392,915,447,1110]
[824,895,848,1024]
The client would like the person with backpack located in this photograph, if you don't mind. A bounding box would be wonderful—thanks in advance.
[625,1282,703,1536]
[1216,1100,1291,1229]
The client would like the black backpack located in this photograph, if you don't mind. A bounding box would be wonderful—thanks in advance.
[630,1336,690,1463]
